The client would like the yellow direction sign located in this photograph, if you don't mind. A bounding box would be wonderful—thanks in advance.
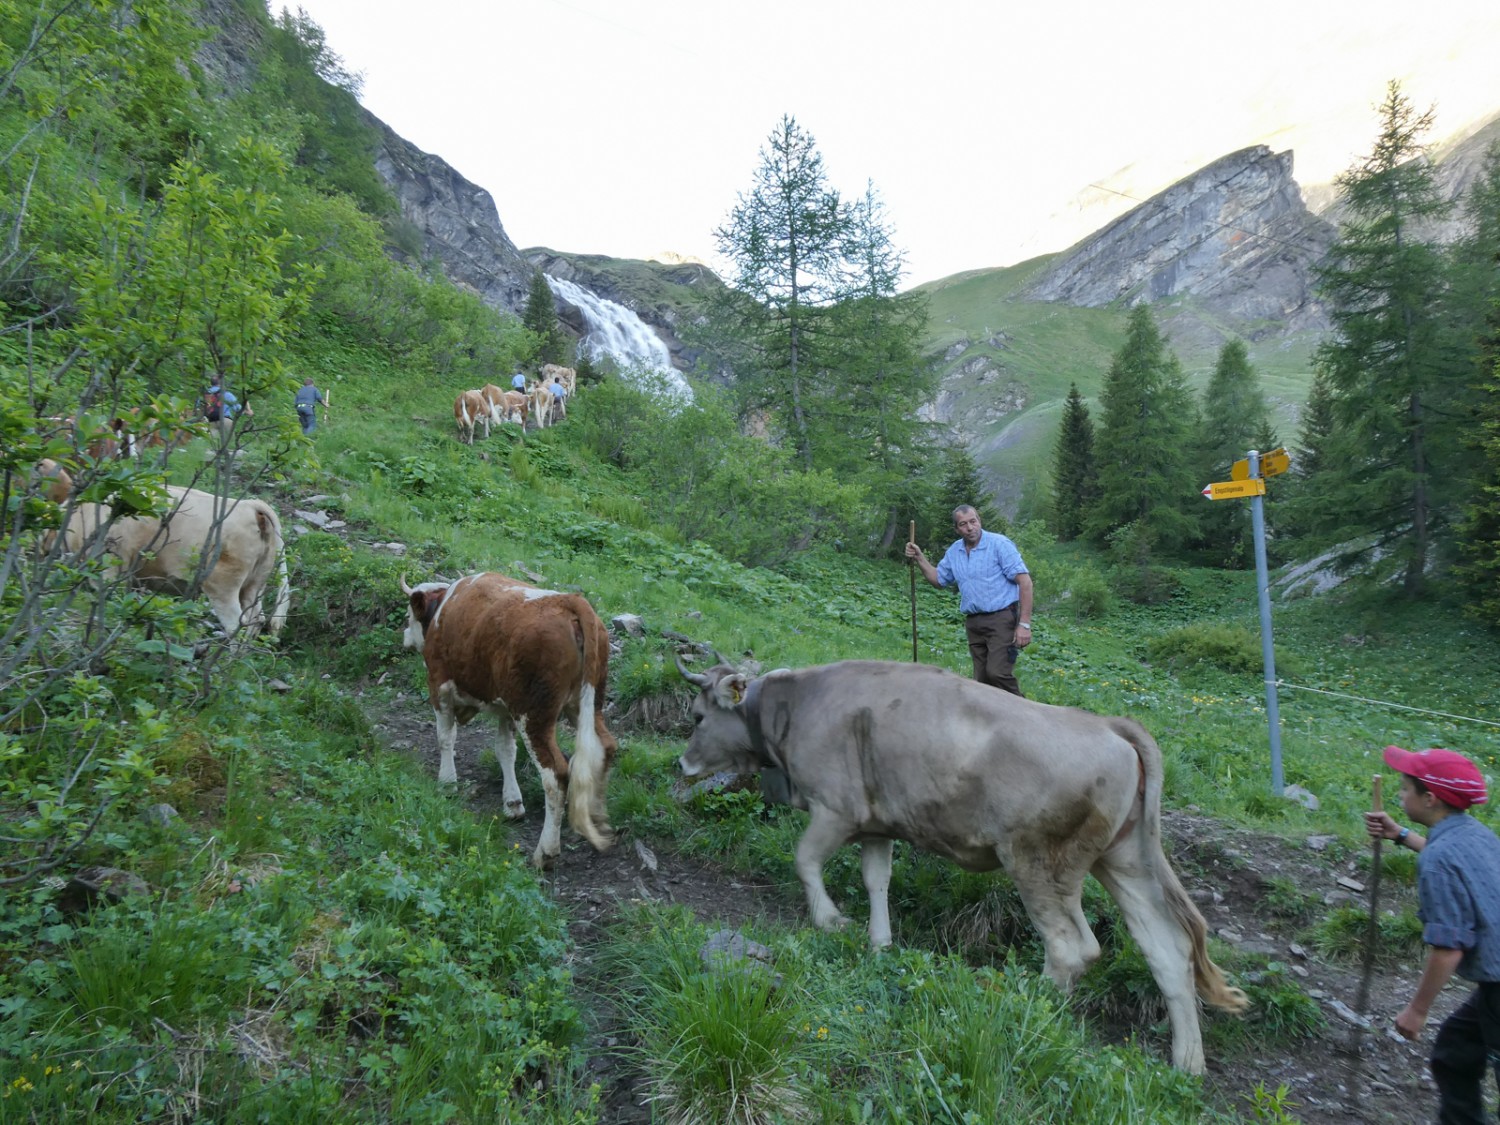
[1201,478,1267,501]
[1230,448,1291,480]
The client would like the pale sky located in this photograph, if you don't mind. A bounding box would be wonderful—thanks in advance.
[286,0,1500,288]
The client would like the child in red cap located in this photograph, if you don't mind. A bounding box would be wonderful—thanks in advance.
[1365,745,1500,1124]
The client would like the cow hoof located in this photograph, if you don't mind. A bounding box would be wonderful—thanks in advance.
[532,848,557,870]
[813,913,850,932]
[503,800,525,819]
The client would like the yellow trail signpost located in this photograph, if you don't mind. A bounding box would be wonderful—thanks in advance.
[1201,478,1266,501]
[1201,449,1289,796]
[1230,446,1289,481]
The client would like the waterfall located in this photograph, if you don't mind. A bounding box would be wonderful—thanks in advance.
[545,276,693,401]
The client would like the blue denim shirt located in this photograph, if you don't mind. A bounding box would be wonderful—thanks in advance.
[1417,812,1500,982]
[934,530,1029,616]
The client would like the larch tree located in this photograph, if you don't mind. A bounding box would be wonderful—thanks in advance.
[1308,81,1459,595]
[712,114,852,470]
[1086,305,1199,556]
[1050,383,1097,542]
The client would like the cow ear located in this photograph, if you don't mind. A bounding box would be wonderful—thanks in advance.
[410,589,441,626]
[712,673,749,709]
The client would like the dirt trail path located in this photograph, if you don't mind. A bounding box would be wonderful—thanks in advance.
[370,697,1454,1123]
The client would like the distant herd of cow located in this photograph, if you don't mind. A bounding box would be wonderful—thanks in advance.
[20,366,1249,1074]
[454,363,577,444]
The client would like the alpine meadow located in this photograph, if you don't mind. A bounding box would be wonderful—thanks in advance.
[4,4,1500,1124]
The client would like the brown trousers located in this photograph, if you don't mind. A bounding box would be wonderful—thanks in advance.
[964,606,1024,697]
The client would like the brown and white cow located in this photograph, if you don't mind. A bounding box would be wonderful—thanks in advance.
[60,485,290,643]
[677,658,1248,1074]
[401,572,619,867]
[540,363,577,398]
[527,381,553,429]
[454,390,491,444]
[498,390,530,425]
[477,384,509,426]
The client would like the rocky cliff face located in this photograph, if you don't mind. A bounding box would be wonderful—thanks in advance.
[1024,146,1335,338]
[372,119,536,314]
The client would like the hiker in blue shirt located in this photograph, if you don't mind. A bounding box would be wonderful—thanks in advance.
[906,504,1033,696]
[202,382,250,437]
[1365,745,1500,1124]
[294,376,327,435]
[511,369,528,392]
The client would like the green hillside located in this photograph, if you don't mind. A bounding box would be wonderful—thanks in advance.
[915,260,1320,514]
[6,4,1500,1121]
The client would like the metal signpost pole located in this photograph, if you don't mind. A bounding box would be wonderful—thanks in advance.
[1247,449,1285,796]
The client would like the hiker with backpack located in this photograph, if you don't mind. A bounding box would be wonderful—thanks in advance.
[201,382,251,438]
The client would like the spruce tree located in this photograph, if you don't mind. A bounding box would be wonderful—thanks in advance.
[824,183,936,550]
[1451,142,1500,619]
[1196,339,1272,566]
[1308,81,1457,594]
[934,445,1001,541]
[521,270,570,366]
[1086,305,1198,556]
[1050,383,1097,541]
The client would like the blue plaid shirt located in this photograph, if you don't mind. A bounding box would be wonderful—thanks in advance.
[1417,813,1500,982]
[934,530,1029,616]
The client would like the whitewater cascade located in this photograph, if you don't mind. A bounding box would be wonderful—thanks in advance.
[545,276,692,401]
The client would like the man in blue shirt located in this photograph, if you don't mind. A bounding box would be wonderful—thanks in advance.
[1364,745,1500,1123]
[511,369,528,392]
[294,376,327,435]
[906,505,1033,696]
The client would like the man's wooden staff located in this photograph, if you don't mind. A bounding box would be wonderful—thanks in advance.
[908,521,918,662]
[1354,774,1383,1041]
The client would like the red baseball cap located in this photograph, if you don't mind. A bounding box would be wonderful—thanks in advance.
[1383,746,1489,810]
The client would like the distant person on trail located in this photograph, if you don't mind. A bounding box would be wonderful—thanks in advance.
[1364,745,1500,1124]
[511,369,527,392]
[905,504,1033,696]
[548,376,567,425]
[294,376,328,435]
[201,382,250,437]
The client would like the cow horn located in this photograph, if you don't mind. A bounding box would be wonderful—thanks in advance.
[711,648,731,668]
[674,651,711,688]
[399,574,414,597]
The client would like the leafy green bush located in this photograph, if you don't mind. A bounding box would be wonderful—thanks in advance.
[283,533,411,679]
[1147,622,1295,677]
[1062,564,1113,618]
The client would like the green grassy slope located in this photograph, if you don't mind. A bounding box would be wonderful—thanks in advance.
[913,260,1320,513]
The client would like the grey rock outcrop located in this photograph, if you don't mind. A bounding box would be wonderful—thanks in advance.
[1025,146,1334,338]
[372,117,535,314]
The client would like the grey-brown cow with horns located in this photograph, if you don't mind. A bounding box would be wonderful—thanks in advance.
[676,657,1248,1073]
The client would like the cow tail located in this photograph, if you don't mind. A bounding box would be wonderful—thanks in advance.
[1114,718,1250,1016]
[252,505,291,637]
[270,533,290,636]
[565,612,614,851]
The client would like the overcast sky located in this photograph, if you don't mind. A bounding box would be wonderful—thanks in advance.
[286,0,1500,288]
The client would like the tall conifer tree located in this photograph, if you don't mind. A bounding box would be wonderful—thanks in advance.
[1196,339,1272,565]
[1050,383,1097,541]
[1087,305,1198,555]
[521,270,570,367]
[711,115,851,470]
[1454,144,1500,622]
[1307,81,1457,594]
